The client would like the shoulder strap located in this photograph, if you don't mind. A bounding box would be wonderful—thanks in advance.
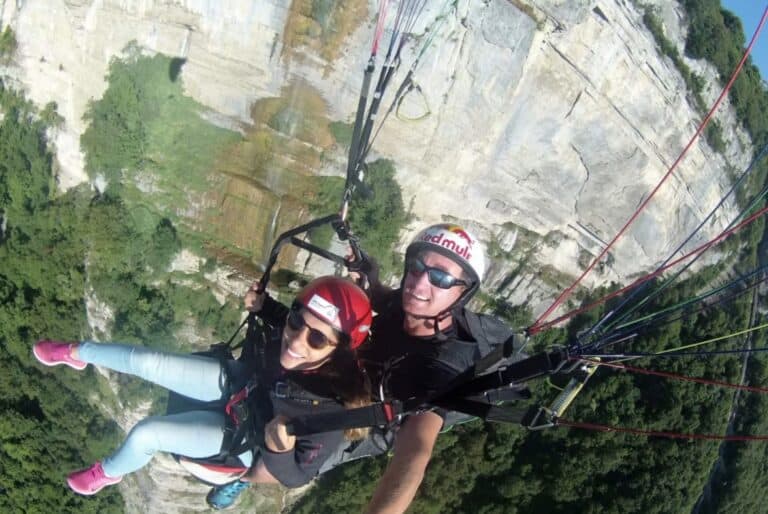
[455,309,528,376]
[460,310,516,347]
[271,379,339,406]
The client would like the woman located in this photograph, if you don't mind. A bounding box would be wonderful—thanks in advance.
[33,276,372,505]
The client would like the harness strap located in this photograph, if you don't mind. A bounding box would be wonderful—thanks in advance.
[225,387,250,422]
[432,397,536,425]
[456,310,492,357]
[218,383,258,460]
[271,380,339,406]
[288,401,404,437]
[470,334,523,376]
[478,384,532,403]
[444,349,567,399]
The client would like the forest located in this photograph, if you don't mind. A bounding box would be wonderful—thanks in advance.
[1,0,768,513]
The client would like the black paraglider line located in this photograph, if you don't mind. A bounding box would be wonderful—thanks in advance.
[530,198,768,335]
[588,266,768,350]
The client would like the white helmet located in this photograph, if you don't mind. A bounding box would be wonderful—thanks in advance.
[405,223,486,302]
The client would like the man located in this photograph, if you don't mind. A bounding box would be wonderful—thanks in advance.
[358,223,523,513]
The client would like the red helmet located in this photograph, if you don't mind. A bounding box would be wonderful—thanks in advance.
[295,277,372,349]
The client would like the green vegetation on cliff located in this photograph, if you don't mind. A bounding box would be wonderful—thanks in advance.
[0,27,16,64]
[81,45,240,200]
[683,1,768,150]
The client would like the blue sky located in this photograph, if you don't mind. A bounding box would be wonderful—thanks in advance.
[720,1,768,80]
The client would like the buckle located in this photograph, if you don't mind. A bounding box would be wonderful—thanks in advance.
[273,381,289,398]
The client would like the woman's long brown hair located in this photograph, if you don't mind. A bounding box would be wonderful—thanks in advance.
[319,344,372,440]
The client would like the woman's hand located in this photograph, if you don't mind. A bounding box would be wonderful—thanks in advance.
[244,281,266,313]
[264,415,295,453]
[346,246,378,291]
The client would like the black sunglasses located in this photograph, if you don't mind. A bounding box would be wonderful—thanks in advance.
[286,308,340,350]
[406,257,468,289]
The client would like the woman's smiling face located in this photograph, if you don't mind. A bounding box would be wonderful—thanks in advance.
[280,308,340,371]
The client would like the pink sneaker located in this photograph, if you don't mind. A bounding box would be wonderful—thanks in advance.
[67,461,122,495]
[33,340,87,370]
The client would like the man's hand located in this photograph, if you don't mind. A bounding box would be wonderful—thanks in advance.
[365,411,443,514]
[244,281,266,313]
[264,415,296,453]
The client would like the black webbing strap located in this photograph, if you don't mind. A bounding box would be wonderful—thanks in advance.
[217,413,253,460]
[288,401,404,436]
[432,397,536,425]
[482,384,532,403]
[441,349,566,399]
[225,427,257,458]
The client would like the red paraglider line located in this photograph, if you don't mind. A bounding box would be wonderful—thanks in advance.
[372,0,389,55]
[558,419,768,442]
[579,358,768,394]
[529,204,768,333]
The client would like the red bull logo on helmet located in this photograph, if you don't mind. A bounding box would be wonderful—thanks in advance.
[421,224,473,261]
[446,225,474,247]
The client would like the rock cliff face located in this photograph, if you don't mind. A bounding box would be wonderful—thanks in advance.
[0,0,754,511]
[1,0,750,307]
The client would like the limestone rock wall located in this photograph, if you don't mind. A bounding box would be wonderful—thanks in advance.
[1,0,749,310]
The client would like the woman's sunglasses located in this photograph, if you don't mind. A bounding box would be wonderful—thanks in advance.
[406,257,468,289]
[286,308,340,350]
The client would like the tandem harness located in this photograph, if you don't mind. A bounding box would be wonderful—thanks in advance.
[286,330,577,437]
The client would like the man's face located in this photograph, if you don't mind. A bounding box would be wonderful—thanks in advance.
[402,250,467,318]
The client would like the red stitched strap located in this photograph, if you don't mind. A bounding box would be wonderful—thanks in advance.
[225,387,249,424]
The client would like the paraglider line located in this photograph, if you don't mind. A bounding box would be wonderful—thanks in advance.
[557,419,768,442]
[577,357,768,394]
[530,203,768,334]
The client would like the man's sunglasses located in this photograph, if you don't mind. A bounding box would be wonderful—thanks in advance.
[286,308,340,350]
[406,257,468,289]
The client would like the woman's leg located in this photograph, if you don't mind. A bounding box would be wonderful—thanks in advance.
[77,342,227,402]
[101,410,254,477]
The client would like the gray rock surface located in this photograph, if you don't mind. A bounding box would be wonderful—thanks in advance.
[1,0,749,298]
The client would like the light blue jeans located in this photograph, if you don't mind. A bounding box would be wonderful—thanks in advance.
[78,342,253,477]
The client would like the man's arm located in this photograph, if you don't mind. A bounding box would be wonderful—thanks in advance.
[365,411,444,514]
